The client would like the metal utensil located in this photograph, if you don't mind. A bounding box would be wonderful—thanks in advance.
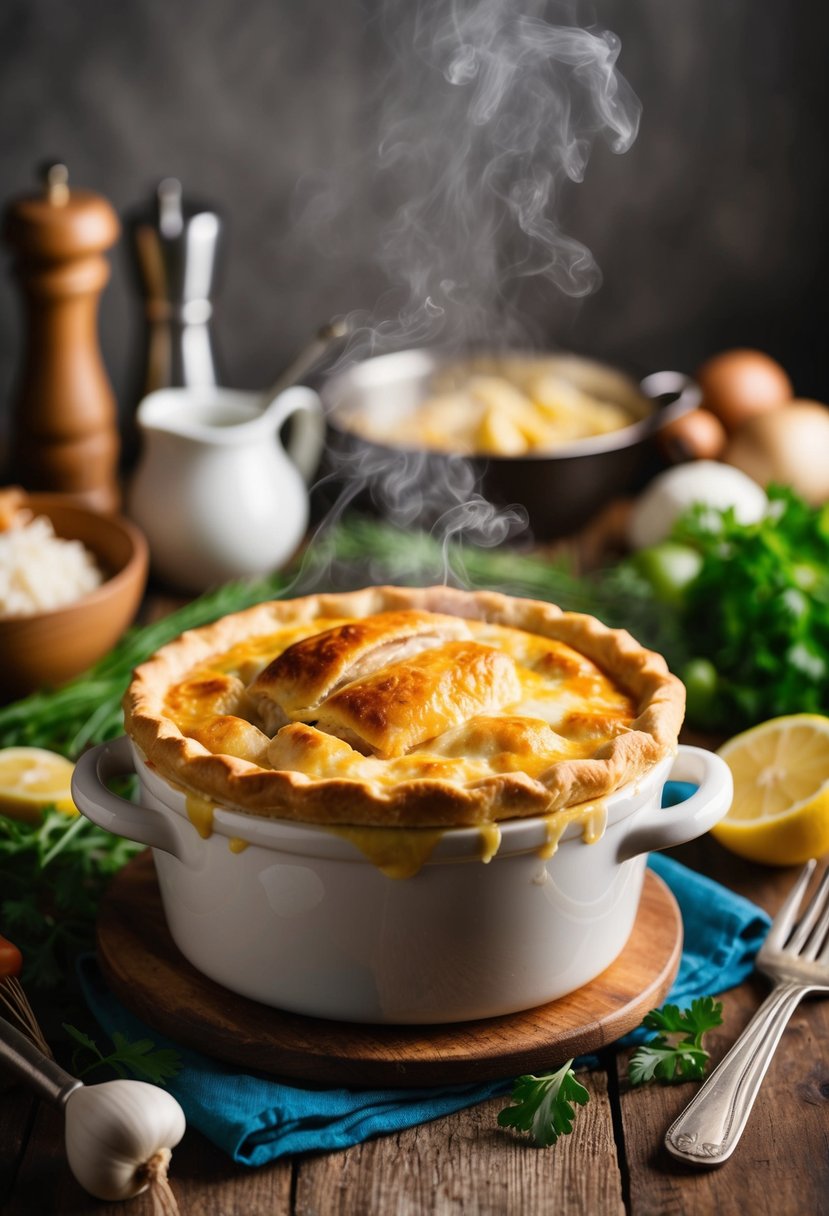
[0,1012,81,1108]
[263,317,350,403]
[665,859,829,1165]
[127,177,224,397]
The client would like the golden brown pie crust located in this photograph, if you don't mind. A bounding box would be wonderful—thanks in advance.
[123,585,685,827]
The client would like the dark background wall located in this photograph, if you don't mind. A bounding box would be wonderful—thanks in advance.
[1,0,828,439]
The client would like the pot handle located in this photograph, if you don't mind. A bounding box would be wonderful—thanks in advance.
[71,736,186,860]
[638,370,702,434]
[616,745,733,863]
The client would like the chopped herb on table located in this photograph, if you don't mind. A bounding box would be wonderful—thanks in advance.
[63,1023,181,1084]
[628,997,724,1085]
[497,997,724,1146]
[497,1060,589,1147]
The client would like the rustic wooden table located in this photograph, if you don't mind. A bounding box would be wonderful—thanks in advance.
[2,836,828,1214]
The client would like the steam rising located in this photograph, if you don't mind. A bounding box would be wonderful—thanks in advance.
[312,442,530,583]
[296,0,641,571]
[374,0,640,348]
[300,0,641,355]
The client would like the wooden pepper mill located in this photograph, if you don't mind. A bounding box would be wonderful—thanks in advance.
[3,164,122,511]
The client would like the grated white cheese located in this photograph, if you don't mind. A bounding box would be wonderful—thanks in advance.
[0,514,103,617]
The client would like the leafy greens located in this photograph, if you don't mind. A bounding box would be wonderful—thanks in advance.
[627,996,723,1085]
[0,809,141,992]
[497,996,724,1147]
[497,1060,589,1146]
[63,1023,181,1084]
[670,486,829,728]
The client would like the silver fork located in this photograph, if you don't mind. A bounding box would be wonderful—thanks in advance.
[665,859,829,1165]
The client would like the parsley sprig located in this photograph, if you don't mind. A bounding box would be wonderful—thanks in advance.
[497,998,724,1146]
[497,1060,589,1147]
[627,996,723,1085]
[63,1023,181,1085]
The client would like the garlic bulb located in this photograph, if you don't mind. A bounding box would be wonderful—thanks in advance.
[64,1079,186,1202]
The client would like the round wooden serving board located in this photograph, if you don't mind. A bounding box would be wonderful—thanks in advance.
[97,852,682,1088]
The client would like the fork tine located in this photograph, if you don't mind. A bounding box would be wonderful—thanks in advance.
[805,894,829,961]
[786,865,829,954]
[798,869,829,958]
[818,921,829,965]
[765,859,817,949]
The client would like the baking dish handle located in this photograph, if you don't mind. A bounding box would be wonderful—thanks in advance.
[616,745,733,863]
[71,736,186,860]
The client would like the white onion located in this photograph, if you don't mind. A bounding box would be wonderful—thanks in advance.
[628,460,768,549]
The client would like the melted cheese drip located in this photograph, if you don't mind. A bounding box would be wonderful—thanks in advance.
[478,823,501,864]
[582,800,608,845]
[537,799,608,860]
[330,826,446,879]
[185,794,215,839]
[228,837,249,853]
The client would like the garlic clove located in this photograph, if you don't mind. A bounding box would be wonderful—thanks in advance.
[64,1078,185,1202]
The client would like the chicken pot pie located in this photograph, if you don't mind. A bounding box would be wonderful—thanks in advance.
[124,586,685,828]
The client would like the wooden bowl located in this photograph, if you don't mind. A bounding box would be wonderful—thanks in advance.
[0,494,149,701]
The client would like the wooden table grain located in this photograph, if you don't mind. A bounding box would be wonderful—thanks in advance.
[2,835,828,1216]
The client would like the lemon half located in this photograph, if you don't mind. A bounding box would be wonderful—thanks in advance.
[0,747,78,824]
[713,714,829,866]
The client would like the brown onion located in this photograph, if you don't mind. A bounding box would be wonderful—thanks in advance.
[696,349,793,433]
[657,408,728,463]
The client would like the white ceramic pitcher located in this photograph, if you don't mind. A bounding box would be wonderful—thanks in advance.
[128,385,324,593]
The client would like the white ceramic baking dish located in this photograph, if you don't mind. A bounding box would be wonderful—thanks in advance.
[72,738,731,1025]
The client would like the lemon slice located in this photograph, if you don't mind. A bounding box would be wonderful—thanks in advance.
[0,747,78,824]
[713,714,829,865]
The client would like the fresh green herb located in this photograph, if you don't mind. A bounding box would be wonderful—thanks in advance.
[675,488,829,727]
[309,515,600,608]
[63,1023,181,1084]
[0,809,141,992]
[628,996,723,1085]
[626,486,829,728]
[497,1060,589,1146]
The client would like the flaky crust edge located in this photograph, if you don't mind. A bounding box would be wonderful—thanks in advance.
[122,585,685,827]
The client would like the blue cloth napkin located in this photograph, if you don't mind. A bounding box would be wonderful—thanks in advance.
[79,782,771,1166]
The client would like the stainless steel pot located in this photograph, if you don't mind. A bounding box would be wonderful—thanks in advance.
[319,349,700,539]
